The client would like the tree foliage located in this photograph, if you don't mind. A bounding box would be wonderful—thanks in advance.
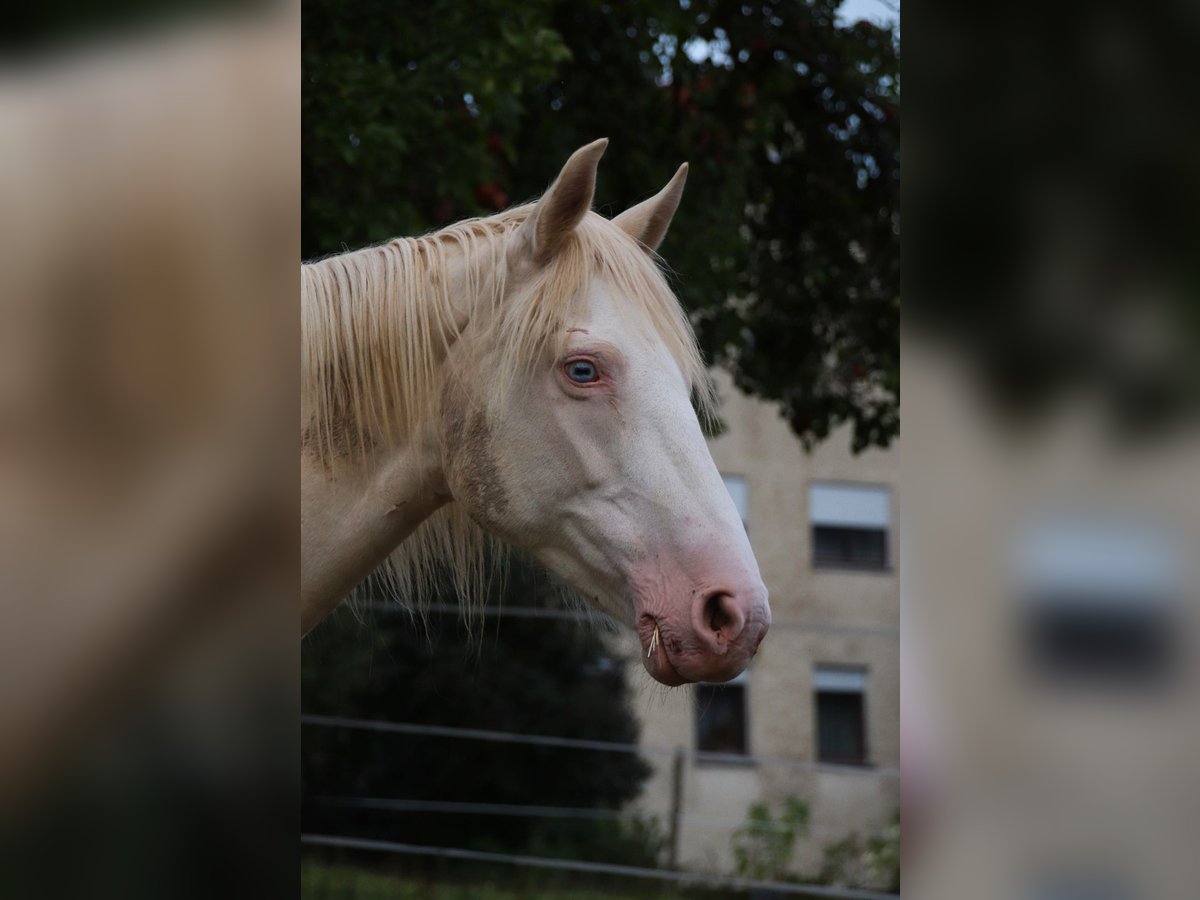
[303,0,899,450]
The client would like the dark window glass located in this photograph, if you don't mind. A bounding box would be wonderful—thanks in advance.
[695,683,747,755]
[812,525,888,570]
[815,690,867,765]
[1023,594,1175,689]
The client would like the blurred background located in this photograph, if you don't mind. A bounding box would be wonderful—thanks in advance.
[301,1,900,898]
[904,2,1200,899]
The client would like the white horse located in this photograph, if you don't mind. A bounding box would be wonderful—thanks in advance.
[301,139,769,684]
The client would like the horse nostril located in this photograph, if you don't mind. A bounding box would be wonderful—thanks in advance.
[702,592,746,647]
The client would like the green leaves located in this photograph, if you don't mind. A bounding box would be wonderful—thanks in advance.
[303,0,899,451]
[730,795,811,881]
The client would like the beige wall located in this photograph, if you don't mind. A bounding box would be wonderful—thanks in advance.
[623,370,900,876]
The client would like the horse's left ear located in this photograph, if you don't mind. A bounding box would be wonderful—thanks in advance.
[520,138,608,265]
[612,163,688,252]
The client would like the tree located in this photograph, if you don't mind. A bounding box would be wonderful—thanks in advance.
[302,0,899,451]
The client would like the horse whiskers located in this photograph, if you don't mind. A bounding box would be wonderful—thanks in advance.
[647,623,659,658]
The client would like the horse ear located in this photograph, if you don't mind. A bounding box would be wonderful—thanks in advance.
[520,138,608,265]
[612,162,688,252]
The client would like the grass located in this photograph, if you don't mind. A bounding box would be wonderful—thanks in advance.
[301,858,730,900]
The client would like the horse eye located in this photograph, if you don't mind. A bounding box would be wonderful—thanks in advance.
[566,360,599,384]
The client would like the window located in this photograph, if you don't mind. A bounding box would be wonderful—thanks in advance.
[814,666,868,765]
[695,671,749,757]
[810,483,890,570]
[722,474,749,532]
[1016,517,1180,689]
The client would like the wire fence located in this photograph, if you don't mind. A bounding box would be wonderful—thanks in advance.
[300,713,900,778]
[315,796,832,834]
[301,833,900,900]
[304,605,899,897]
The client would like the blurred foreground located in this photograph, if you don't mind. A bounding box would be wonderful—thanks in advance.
[0,6,297,899]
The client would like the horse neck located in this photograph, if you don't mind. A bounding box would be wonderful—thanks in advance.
[300,229,506,633]
[300,421,450,634]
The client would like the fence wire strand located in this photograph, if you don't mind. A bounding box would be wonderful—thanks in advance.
[314,795,814,832]
[300,713,900,778]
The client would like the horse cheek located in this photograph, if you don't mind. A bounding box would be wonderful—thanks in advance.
[441,401,511,535]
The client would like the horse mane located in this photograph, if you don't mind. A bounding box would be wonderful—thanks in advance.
[301,203,714,620]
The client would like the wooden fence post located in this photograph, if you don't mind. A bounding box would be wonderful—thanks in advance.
[666,745,685,869]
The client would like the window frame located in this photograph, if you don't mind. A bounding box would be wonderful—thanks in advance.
[721,473,750,535]
[813,664,871,767]
[808,481,892,573]
[1016,517,1180,690]
[693,669,752,764]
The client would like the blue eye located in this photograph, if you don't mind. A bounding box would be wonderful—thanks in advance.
[566,360,599,383]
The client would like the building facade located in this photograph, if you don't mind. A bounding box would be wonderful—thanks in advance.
[622,370,900,878]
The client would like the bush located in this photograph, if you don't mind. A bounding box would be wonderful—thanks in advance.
[816,809,899,893]
[729,795,810,881]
